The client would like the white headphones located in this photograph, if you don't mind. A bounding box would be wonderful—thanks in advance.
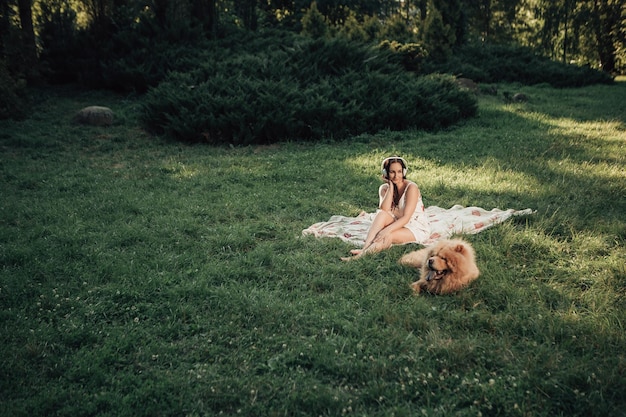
[381,156,408,178]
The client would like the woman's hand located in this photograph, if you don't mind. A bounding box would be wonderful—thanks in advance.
[373,230,393,248]
[375,227,392,242]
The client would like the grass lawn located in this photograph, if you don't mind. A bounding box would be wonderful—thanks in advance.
[1,80,625,416]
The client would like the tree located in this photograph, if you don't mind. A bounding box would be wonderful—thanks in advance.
[80,0,111,33]
[301,2,328,38]
[536,0,624,72]
[235,0,257,30]
[589,0,623,73]
[340,10,369,42]
[14,0,39,81]
[432,0,465,46]
[191,0,219,37]
[421,0,455,62]
[379,13,415,42]
[464,0,524,42]
[0,0,12,59]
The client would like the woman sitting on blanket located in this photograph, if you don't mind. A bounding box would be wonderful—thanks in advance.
[341,156,430,261]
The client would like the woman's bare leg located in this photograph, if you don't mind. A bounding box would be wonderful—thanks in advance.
[363,211,395,248]
[341,211,395,261]
[341,234,393,261]
[342,227,417,261]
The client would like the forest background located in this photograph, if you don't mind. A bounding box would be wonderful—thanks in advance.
[1,0,625,141]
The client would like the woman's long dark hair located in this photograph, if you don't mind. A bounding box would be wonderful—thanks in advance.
[384,158,406,210]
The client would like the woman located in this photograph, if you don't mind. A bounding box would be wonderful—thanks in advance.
[341,156,430,261]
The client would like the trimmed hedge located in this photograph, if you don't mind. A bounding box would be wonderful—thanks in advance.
[140,36,477,144]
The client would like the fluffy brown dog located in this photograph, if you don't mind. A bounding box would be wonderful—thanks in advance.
[399,239,480,294]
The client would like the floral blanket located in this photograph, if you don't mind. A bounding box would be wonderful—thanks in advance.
[302,205,534,247]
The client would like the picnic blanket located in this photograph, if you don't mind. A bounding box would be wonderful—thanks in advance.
[302,205,534,247]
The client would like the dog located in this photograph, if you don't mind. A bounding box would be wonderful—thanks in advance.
[399,239,480,295]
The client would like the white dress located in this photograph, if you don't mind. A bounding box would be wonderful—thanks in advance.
[378,182,431,243]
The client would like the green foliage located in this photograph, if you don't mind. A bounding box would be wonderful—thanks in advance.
[99,38,204,93]
[339,10,369,42]
[90,4,214,92]
[0,60,28,120]
[37,0,81,84]
[140,35,476,144]
[34,0,225,91]
[379,40,427,72]
[420,1,456,62]
[301,1,328,39]
[361,14,383,41]
[378,14,416,44]
[28,0,621,94]
[424,43,615,86]
[432,0,466,46]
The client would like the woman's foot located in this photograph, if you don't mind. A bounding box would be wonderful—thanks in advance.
[341,246,370,261]
[341,247,368,261]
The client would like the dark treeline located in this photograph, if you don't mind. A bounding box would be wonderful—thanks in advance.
[1,0,624,86]
[0,1,623,141]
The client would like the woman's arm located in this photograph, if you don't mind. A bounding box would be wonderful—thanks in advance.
[378,182,394,211]
[378,184,419,234]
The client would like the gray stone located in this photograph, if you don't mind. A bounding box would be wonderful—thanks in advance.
[74,106,114,126]
[455,78,479,93]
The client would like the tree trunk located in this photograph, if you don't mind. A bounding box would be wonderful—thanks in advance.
[478,0,492,39]
[0,0,10,57]
[190,0,218,37]
[205,0,218,37]
[16,0,39,81]
[236,0,257,30]
[562,3,568,63]
[593,0,618,73]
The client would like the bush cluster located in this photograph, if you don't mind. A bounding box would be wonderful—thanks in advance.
[29,5,615,144]
[423,43,614,87]
[0,60,28,120]
[140,34,477,145]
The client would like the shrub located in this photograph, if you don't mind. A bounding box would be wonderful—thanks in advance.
[378,40,427,72]
[339,11,369,42]
[0,60,28,120]
[37,1,82,84]
[301,1,328,39]
[99,39,203,93]
[36,0,221,91]
[423,43,614,87]
[420,3,455,62]
[140,36,477,145]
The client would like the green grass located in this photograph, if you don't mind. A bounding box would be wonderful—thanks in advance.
[1,81,625,417]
